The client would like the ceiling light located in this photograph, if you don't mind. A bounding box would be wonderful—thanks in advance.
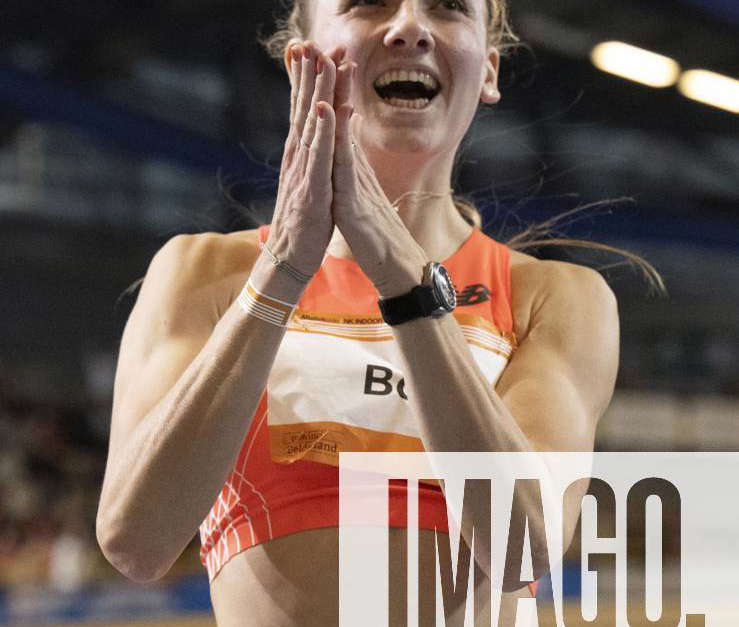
[590,41,680,88]
[678,70,739,114]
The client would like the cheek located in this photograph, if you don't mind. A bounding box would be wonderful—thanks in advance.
[448,48,486,96]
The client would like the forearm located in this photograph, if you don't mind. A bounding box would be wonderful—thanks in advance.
[392,315,551,579]
[393,315,529,454]
[97,261,302,581]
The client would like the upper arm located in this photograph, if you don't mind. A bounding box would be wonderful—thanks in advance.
[495,261,620,453]
[107,230,259,463]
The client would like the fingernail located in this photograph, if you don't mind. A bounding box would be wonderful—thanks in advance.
[303,45,311,59]
[317,104,325,119]
[291,47,301,63]
[317,57,324,74]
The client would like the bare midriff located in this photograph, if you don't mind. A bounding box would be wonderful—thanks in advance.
[209,526,533,627]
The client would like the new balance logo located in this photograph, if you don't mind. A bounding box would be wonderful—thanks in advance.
[455,283,491,306]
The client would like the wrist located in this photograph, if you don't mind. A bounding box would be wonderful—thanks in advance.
[248,252,308,305]
[377,261,457,326]
[374,260,427,299]
[237,278,296,328]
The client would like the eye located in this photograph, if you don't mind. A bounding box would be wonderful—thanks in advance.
[436,0,470,13]
[347,0,384,7]
[342,0,469,15]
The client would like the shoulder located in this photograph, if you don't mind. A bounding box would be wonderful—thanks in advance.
[508,249,618,344]
[150,229,261,283]
[505,251,620,418]
[138,229,262,326]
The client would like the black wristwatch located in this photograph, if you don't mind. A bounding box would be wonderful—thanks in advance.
[378,262,457,326]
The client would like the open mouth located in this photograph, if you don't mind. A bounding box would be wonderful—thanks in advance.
[372,73,442,109]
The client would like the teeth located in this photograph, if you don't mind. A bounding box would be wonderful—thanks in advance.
[383,97,431,109]
[374,70,439,92]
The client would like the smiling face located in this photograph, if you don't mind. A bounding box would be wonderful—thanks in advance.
[303,0,501,156]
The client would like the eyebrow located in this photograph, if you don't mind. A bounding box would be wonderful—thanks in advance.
[437,0,481,18]
[336,0,483,14]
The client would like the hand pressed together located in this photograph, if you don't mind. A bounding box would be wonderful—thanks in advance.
[280,40,430,297]
[261,41,346,282]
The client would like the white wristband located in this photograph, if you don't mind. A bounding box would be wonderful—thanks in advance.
[237,279,297,327]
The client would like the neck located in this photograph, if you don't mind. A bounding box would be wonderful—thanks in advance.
[327,144,474,262]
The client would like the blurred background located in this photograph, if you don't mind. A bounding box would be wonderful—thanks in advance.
[0,0,737,625]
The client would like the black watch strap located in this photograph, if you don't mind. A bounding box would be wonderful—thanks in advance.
[378,285,439,326]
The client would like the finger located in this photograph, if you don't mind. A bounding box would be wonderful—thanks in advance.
[289,44,342,151]
[317,54,338,107]
[326,44,347,67]
[284,43,306,169]
[302,52,337,148]
[288,44,303,127]
[293,41,318,142]
[305,102,336,195]
[326,44,348,69]
[333,103,356,198]
[322,45,346,105]
[334,61,356,113]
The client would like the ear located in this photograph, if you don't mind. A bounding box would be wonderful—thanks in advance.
[283,38,302,73]
[480,47,501,104]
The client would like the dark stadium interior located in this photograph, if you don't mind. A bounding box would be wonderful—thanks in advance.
[0,0,737,623]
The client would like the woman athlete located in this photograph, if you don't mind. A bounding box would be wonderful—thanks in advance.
[96,0,620,624]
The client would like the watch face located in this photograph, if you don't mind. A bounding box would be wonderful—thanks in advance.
[432,264,457,312]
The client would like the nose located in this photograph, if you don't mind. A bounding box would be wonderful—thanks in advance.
[382,2,435,52]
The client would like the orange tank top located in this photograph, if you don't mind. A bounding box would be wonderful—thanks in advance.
[199,226,537,597]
